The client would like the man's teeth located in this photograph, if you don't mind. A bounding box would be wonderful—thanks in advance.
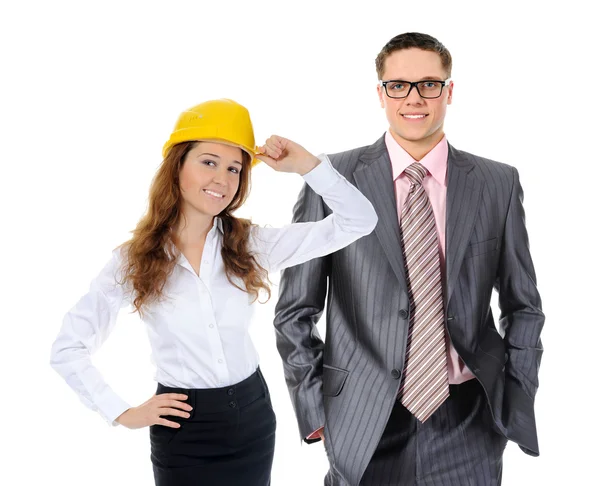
[204,189,224,198]
[403,114,427,119]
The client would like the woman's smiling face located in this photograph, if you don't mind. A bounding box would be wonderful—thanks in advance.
[178,141,244,217]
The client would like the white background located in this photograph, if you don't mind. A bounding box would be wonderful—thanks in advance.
[1,0,598,484]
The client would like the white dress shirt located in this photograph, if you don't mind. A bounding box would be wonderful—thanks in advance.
[50,154,377,426]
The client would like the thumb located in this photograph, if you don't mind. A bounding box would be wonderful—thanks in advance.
[255,153,279,170]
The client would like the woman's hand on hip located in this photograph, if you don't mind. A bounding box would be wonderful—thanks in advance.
[115,393,192,429]
[256,135,320,176]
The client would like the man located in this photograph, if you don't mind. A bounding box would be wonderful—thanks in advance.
[274,32,544,485]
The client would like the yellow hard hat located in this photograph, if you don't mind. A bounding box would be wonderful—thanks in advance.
[162,99,260,167]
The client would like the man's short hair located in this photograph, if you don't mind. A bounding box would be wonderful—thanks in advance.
[375,32,452,79]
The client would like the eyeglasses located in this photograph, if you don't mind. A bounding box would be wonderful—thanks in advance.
[379,79,451,99]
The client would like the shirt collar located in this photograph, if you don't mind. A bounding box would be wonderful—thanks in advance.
[385,130,448,187]
[214,216,224,234]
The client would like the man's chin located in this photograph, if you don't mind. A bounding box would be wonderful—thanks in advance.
[391,129,431,144]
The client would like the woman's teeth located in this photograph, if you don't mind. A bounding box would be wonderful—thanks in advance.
[203,189,224,198]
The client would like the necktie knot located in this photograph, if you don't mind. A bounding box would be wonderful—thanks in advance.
[404,163,427,186]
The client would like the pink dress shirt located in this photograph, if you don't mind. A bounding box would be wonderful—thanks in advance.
[386,131,474,384]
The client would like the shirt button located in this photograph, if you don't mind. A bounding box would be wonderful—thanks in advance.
[391,369,401,379]
[209,323,215,328]
[228,401,237,408]
[218,359,224,364]
[399,309,408,319]
[203,260,209,265]
[227,388,235,396]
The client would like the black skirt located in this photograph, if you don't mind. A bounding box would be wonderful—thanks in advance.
[150,368,276,486]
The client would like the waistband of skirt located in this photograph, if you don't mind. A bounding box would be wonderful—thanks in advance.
[156,367,267,415]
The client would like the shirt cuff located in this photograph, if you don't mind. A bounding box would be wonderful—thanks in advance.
[93,387,132,426]
[302,154,340,194]
[306,426,324,440]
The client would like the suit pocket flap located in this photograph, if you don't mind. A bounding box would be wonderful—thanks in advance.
[465,237,498,259]
[322,364,349,397]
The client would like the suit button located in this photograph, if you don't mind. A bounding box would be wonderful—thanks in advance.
[229,401,237,408]
[227,388,235,396]
[391,369,401,379]
[399,309,408,319]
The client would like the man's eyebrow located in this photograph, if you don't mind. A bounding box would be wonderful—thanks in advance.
[417,76,445,81]
[387,76,445,82]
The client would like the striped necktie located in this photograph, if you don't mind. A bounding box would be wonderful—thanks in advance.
[398,162,450,422]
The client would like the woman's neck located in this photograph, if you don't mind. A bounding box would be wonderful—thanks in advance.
[174,210,214,249]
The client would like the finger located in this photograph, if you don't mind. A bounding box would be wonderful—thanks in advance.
[264,137,282,153]
[255,154,278,169]
[156,418,181,428]
[158,407,191,419]
[158,399,193,411]
[262,144,282,159]
[276,137,288,150]
[157,393,189,401]
[268,135,287,150]
[256,144,276,156]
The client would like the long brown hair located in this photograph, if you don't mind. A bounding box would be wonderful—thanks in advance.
[119,141,270,316]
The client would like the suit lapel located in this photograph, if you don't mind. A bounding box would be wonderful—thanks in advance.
[354,135,408,293]
[445,144,484,302]
[352,138,483,299]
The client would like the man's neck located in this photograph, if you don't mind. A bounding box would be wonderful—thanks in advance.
[389,129,446,161]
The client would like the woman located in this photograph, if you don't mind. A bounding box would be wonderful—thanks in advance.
[50,99,377,485]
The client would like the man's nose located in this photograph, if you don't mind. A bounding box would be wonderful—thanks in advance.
[405,84,424,104]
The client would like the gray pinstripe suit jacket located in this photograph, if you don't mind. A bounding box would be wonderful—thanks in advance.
[273,135,544,486]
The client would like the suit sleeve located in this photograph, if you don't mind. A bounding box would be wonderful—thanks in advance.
[273,179,330,444]
[495,167,545,455]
